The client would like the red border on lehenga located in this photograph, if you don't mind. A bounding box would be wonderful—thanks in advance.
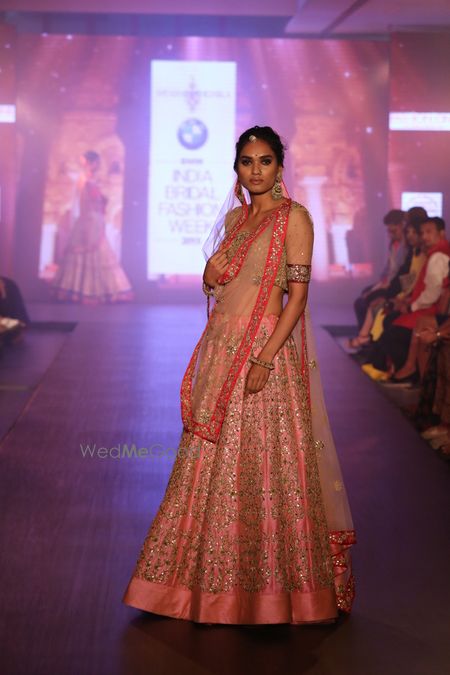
[329,529,357,613]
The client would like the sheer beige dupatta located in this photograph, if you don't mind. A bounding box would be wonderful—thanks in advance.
[180,198,292,444]
[286,203,356,610]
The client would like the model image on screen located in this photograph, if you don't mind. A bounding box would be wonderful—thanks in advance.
[52,150,133,304]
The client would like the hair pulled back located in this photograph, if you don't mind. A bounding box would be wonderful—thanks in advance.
[233,126,286,171]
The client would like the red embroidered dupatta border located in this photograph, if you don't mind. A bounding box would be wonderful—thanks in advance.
[180,199,292,443]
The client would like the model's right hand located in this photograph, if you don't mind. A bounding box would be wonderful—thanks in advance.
[203,250,229,287]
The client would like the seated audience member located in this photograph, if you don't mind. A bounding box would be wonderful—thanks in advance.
[0,276,30,325]
[405,206,428,229]
[414,316,450,457]
[405,206,428,225]
[353,209,408,331]
[0,276,29,344]
[349,217,426,349]
[362,217,450,378]
[392,282,449,383]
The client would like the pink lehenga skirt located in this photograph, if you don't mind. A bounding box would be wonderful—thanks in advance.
[123,312,355,624]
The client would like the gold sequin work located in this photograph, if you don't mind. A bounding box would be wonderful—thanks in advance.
[286,264,311,283]
[133,318,334,596]
[225,231,289,291]
[223,201,313,293]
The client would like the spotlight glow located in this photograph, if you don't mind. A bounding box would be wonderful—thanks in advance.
[0,104,16,123]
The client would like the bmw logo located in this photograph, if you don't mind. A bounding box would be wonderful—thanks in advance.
[177,119,208,150]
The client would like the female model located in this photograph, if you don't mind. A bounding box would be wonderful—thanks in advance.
[123,126,356,624]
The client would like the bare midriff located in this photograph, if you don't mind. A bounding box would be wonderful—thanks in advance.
[212,283,285,318]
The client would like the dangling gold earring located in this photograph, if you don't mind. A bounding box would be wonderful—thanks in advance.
[272,173,283,200]
[235,179,245,204]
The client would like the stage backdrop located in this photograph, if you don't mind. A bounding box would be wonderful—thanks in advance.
[12,34,391,298]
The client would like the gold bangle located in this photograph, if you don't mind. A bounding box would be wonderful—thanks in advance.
[248,354,274,370]
[202,281,215,297]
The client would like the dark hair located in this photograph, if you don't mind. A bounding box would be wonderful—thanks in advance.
[383,209,405,226]
[83,150,100,165]
[406,206,428,220]
[233,126,286,171]
[406,206,428,228]
[425,216,446,232]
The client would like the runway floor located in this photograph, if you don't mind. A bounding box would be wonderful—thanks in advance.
[1,302,449,675]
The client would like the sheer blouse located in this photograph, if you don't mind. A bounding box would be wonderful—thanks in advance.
[223,200,313,292]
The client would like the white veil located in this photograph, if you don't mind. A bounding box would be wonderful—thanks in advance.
[201,180,251,262]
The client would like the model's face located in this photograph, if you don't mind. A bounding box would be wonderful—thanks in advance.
[236,139,280,195]
[420,221,442,250]
[405,225,420,247]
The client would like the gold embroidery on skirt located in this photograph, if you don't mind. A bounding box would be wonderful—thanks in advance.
[134,324,335,595]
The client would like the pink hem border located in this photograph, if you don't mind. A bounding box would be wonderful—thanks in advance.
[122,577,339,625]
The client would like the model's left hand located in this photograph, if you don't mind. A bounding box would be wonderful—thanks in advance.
[245,363,271,395]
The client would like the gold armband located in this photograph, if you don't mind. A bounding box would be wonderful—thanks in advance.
[286,263,311,283]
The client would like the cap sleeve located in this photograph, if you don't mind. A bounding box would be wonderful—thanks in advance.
[285,202,314,283]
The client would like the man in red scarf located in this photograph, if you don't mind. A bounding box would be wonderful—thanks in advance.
[364,217,450,375]
[393,217,450,328]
